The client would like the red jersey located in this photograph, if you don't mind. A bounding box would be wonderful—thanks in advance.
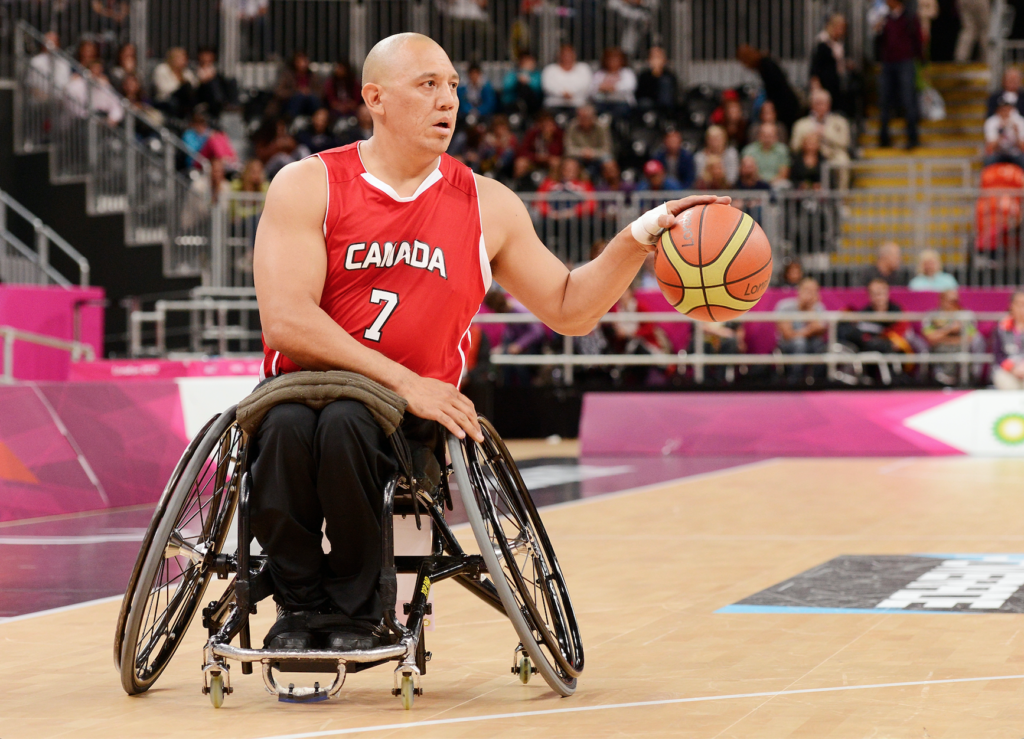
[261,144,491,385]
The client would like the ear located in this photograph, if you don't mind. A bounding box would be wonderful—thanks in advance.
[362,83,384,116]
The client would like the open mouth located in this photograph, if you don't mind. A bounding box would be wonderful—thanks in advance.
[433,121,451,132]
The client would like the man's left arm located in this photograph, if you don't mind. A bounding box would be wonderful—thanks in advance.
[479,176,729,336]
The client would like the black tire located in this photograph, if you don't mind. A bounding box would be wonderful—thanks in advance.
[118,407,244,695]
[113,413,220,671]
[448,418,584,696]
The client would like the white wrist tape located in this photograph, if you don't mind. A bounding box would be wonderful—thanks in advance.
[630,202,670,245]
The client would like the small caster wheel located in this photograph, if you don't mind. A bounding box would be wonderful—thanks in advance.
[517,654,532,684]
[400,675,415,710]
[209,674,226,708]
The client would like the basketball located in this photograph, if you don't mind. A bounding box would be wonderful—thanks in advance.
[655,203,773,321]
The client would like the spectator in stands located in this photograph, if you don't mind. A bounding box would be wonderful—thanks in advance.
[483,289,547,386]
[734,155,771,191]
[983,94,1024,168]
[651,130,695,190]
[810,13,853,117]
[636,159,681,191]
[182,156,230,230]
[91,0,130,44]
[252,117,302,180]
[276,51,323,119]
[992,291,1024,389]
[76,40,99,69]
[909,249,959,290]
[955,0,990,63]
[121,73,164,134]
[636,46,677,114]
[736,44,802,129]
[479,115,518,178]
[541,44,592,112]
[748,99,788,147]
[839,278,911,357]
[874,0,922,150]
[339,104,373,146]
[565,105,613,179]
[109,42,137,93]
[776,276,829,382]
[741,122,790,187]
[457,63,498,121]
[501,52,543,117]
[66,59,124,125]
[987,67,1024,117]
[232,159,269,207]
[607,0,656,59]
[791,89,852,188]
[780,259,804,287]
[182,110,212,167]
[694,154,731,190]
[922,289,983,385]
[518,110,564,169]
[591,47,637,117]
[28,31,71,96]
[691,320,746,383]
[597,159,631,193]
[323,61,361,119]
[537,157,595,218]
[694,125,739,186]
[789,129,824,190]
[863,240,910,286]
[720,95,749,148]
[611,284,674,385]
[296,108,340,154]
[509,155,541,192]
[195,47,238,122]
[152,47,197,120]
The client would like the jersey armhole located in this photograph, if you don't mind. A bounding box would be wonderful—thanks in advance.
[473,176,493,293]
[315,153,330,237]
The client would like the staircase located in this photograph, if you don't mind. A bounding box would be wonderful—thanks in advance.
[835,63,990,277]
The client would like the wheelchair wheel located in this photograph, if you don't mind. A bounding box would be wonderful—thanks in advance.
[448,418,584,697]
[118,407,244,695]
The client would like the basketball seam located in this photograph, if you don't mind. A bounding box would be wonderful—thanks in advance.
[658,238,687,307]
[697,205,711,321]
[725,257,773,287]
[720,215,758,300]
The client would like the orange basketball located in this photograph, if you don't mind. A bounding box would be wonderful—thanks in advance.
[655,203,773,321]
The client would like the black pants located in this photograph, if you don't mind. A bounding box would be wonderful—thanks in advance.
[250,400,434,620]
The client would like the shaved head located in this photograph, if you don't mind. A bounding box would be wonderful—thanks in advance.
[362,33,446,87]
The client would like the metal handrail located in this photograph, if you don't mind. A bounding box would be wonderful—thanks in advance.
[0,189,90,287]
[0,325,97,384]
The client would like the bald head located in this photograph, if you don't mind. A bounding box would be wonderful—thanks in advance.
[362,33,446,87]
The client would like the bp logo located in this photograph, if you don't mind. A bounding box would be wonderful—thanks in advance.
[993,413,1024,446]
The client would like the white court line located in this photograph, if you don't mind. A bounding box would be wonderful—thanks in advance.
[0,594,123,625]
[251,674,1024,739]
[0,534,145,545]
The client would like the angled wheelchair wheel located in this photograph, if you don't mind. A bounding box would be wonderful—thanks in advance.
[118,407,245,695]
[448,418,584,697]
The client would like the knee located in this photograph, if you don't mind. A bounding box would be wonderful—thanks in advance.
[256,403,318,449]
[316,400,381,443]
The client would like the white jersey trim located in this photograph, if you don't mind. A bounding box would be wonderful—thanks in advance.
[314,153,330,236]
[355,143,443,202]
[473,177,493,293]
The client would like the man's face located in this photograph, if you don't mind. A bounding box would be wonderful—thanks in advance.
[562,158,581,181]
[601,159,619,181]
[759,123,777,148]
[868,281,889,310]
[376,41,459,156]
[921,254,939,276]
[664,131,681,153]
[198,50,215,67]
[649,170,664,188]
[1005,68,1021,92]
[312,108,329,132]
[811,93,830,118]
[577,106,595,128]
[829,17,847,41]
[739,156,758,181]
[559,46,576,69]
[469,69,482,86]
[519,55,536,72]
[999,103,1013,120]
[648,46,666,71]
[939,290,960,311]
[798,280,820,308]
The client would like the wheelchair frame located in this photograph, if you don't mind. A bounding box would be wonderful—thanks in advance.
[115,407,583,709]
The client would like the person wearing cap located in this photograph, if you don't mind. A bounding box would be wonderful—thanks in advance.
[635,159,682,191]
[983,93,1024,168]
[987,67,1024,118]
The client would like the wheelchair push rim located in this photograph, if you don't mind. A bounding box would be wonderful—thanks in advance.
[448,419,584,697]
[118,407,244,695]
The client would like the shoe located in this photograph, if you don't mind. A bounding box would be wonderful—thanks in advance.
[264,606,316,650]
[325,629,380,651]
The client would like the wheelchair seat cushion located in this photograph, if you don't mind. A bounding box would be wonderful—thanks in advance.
[237,370,407,437]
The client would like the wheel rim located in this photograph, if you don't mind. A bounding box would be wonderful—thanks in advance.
[129,422,244,685]
[464,421,584,679]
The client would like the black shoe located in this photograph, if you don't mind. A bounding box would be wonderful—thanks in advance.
[326,630,380,651]
[264,606,316,650]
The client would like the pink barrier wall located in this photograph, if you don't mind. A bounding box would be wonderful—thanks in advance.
[579,391,967,457]
[0,285,105,381]
[68,357,263,381]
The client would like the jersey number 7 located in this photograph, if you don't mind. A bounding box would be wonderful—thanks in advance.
[364,289,399,342]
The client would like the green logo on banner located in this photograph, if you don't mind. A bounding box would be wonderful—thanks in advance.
[993,413,1024,446]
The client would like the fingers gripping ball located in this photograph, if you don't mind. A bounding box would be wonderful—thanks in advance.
[655,203,773,321]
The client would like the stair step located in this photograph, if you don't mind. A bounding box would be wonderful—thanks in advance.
[859,145,979,158]
[926,61,990,74]
[861,118,986,133]
[927,76,991,91]
[854,176,973,188]
[859,132,985,146]
[865,102,987,117]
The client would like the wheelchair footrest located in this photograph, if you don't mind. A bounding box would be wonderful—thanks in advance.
[278,681,331,703]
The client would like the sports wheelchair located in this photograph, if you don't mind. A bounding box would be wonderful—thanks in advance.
[114,406,584,708]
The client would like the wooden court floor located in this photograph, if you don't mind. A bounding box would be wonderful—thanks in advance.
[4,456,1024,738]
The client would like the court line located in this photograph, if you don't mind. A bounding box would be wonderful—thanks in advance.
[251,674,1024,739]
[0,534,145,545]
[0,594,123,625]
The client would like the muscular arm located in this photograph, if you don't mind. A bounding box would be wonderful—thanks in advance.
[480,176,728,335]
[253,159,482,441]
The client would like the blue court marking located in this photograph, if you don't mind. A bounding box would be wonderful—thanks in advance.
[716,605,973,615]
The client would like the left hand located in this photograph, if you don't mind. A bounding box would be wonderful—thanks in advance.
[658,194,733,228]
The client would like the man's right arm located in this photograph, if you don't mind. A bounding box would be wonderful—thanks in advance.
[253,159,482,441]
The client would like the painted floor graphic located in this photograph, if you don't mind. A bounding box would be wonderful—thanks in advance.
[720,554,1024,614]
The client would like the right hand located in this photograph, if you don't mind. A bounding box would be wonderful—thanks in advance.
[397,373,484,442]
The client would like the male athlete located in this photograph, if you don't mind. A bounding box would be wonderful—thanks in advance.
[251,33,729,650]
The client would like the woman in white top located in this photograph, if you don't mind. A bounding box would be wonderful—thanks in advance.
[591,47,636,117]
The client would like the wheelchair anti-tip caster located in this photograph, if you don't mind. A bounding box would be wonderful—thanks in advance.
[203,663,233,709]
[512,644,536,684]
[393,664,422,710]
